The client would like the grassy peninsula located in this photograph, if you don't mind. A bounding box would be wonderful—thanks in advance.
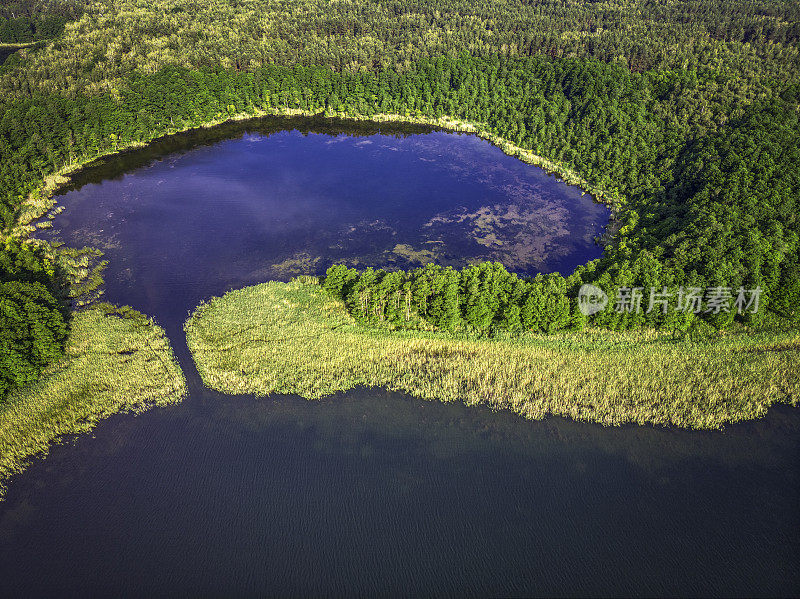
[0,304,185,497]
[185,278,798,430]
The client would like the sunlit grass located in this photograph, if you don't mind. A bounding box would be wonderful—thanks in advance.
[0,304,186,497]
[185,278,799,430]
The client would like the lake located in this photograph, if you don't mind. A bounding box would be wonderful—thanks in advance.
[1,117,797,597]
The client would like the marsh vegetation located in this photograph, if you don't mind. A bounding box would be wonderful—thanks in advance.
[185,278,799,429]
[0,303,185,497]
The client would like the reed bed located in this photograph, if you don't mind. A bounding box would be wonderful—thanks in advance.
[0,304,186,497]
[185,279,799,430]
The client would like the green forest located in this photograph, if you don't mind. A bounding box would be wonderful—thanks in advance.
[0,1,84,44]
[1,0,799,399]
[0,239,68,398]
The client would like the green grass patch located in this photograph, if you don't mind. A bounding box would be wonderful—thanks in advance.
[0,304,186,497]
[185,279,799,430]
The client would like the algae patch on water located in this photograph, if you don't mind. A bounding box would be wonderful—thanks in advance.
[0,304,186,497]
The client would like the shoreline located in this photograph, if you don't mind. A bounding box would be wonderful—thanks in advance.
[0,304,186,498]
[8,108,620,241]
[0,104,622,497]
[185,279,800,431]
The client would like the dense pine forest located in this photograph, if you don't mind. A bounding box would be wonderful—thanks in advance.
[1,0,799,399]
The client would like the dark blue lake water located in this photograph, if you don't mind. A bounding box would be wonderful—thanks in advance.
[0,118,797,597]
[41,117,607,320]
